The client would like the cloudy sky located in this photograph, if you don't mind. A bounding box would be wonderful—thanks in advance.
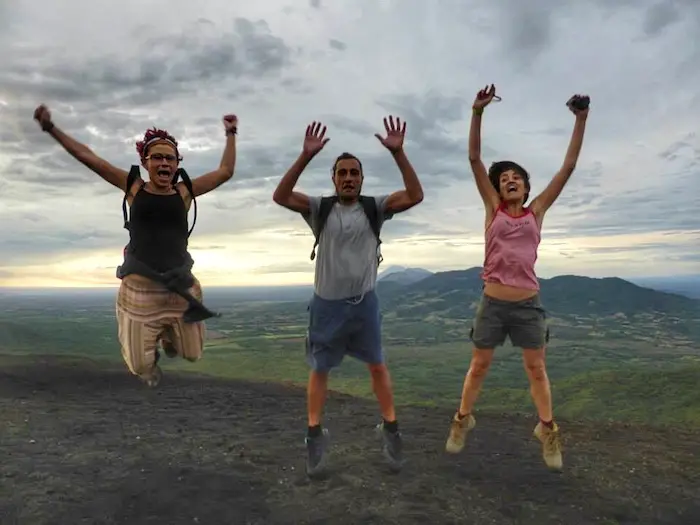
[0,0,698,287]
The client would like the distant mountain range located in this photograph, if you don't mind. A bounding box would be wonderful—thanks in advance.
[629,275,700,300]
[377,265,434,285]
[376,266,700,321]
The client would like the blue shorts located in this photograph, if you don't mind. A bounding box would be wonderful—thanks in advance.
[305,290,384,372]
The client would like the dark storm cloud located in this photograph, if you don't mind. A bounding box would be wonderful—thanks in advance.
[0,14,300,207]
[485,0,700,65]
[500,3,553,60]
[1,17,294,110]
[9,153,105,186]
[376,92,467,157]
[642,2,681,37]
[333,93,474,195]
[326,116,376,137]
[1,0,699,277]
[329,39,346,51]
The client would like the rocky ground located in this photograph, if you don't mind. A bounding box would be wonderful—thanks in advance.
[1,355,699,525]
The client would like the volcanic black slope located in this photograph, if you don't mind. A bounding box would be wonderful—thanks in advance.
[1,356,699,525]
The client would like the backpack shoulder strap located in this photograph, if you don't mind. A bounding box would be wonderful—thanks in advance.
[358,195,384,265]
[174,168,197,237]
[122,165,141,231]
[310,196,337,261]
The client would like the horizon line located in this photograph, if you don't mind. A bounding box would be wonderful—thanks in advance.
[0,271,697,291]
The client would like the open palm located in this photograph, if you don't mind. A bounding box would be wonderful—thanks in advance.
[303,121,330,156]
[375,116,406,153]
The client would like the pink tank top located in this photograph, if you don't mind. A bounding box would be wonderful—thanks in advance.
[481,204,541,290]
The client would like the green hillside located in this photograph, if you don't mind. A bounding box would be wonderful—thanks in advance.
[0,269,698,427]
[374,267,700,347]
[379,267,699,317]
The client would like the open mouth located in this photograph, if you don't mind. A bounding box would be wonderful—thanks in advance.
[157,169,171,182]
[506,183,518,194]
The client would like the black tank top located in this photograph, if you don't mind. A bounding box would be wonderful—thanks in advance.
[128,187,189,272]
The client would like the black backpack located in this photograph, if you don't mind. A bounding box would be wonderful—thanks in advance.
[121,166,198,252]
[309,195,383,265]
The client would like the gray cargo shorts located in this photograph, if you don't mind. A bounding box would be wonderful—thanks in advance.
[469,293,550,350]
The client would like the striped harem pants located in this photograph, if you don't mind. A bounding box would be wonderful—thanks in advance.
[115,275,206,378]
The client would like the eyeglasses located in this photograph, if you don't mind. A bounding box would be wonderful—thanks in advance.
[146,153,180,163]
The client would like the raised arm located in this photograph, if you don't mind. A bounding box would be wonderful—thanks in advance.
[530,95,590,219]
[469,85,501,213]
[187,114,238,198]
[272,121,329,214]
[375,116,424,214]
[33,104,129,191]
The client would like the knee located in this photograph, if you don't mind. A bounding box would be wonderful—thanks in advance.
[468,354,492,377]
[523,355,547,380]
[368,363,389,379]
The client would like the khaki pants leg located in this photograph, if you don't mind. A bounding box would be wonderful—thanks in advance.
[116,307,166,379]
[161,318,206,362]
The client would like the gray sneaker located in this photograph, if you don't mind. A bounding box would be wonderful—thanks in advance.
[305,428,330,478]
[376,422,404,472]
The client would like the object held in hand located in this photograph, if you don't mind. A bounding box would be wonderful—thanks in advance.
[476,90,502,103]
[567,95,590,111]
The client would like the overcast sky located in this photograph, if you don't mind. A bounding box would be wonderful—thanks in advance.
[0,0,698,287]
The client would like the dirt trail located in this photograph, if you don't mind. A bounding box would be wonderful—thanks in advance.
[1,356,699,524]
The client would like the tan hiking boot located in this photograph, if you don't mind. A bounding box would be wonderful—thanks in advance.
[533,421,563,470]
[445,412,476,454]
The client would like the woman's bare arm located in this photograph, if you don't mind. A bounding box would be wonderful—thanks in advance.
[187,115,238,198]
[34,105,129,191]
[469,108,501,213]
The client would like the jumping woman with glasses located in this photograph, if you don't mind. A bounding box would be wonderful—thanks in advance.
[32,104,238,387]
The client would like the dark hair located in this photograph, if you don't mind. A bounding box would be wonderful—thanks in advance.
[331,152,363,175]
[135,127,180,160]
[488,160,530,204]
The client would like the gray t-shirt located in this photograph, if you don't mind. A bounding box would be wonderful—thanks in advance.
[302,195,393,300]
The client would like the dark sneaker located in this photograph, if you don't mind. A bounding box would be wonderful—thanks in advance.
[376,422,404,472]
[305,428,330,478]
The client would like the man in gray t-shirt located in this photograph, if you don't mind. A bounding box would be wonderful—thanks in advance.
[273,116,424,478]
[302,193,393,300]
